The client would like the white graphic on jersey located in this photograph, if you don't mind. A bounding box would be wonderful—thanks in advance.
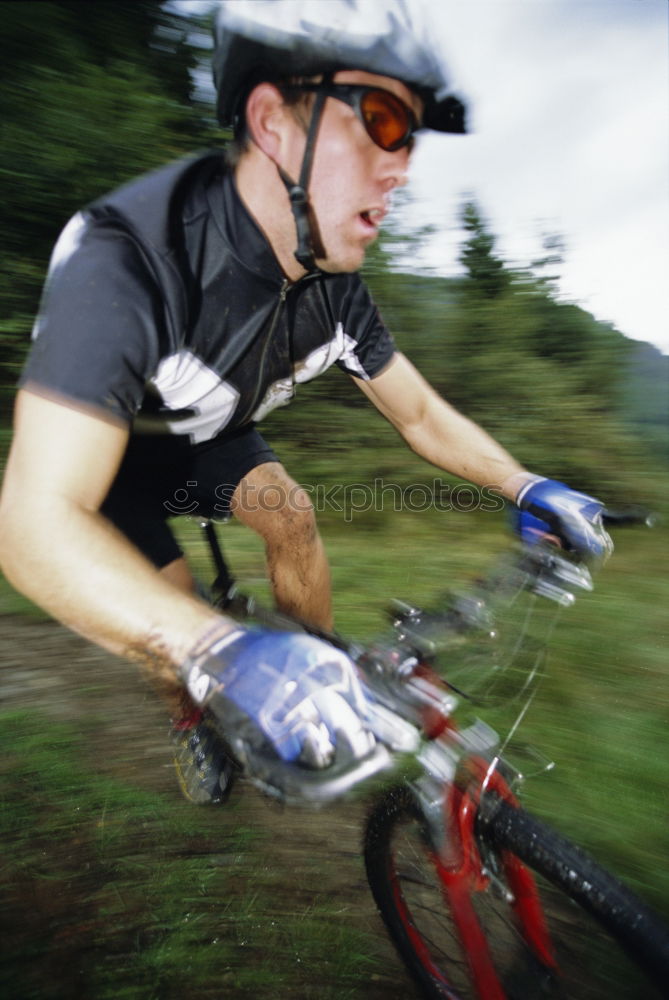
[140,349,240,444]
[32,213,87,340]
[50,213,87,271]
[135,322,367,441]
[335,322,368,379]
[252,322,366,422]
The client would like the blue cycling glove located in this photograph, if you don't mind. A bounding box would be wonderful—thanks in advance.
[514,477,613,564]
[180,627,376,768]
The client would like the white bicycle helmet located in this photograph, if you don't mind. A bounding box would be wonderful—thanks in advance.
[213,0,466,135]
[212,1,467,270]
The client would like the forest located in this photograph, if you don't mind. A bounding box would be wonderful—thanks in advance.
[1,0,666,502]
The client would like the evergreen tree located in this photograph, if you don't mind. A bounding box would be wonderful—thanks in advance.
[0,1,218,417]
[459,200,509,299]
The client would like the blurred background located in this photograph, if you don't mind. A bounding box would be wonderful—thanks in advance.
[1,3,667,998]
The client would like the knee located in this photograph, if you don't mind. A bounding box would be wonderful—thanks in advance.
[270,487,318,549]
[233,468,319,550]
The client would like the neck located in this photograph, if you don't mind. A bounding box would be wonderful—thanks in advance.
[235,148,308,283]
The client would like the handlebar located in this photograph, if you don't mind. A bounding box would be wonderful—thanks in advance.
[212,513,654,805]
[230,736,396,805]
[224,543,594,803]
[603,505,657,528]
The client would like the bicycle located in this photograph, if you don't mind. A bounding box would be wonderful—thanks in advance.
[195,511,669,1000]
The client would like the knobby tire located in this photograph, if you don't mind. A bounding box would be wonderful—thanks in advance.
[363,784,669,1000]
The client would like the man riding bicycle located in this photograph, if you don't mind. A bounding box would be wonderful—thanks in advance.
[0,1,612,803]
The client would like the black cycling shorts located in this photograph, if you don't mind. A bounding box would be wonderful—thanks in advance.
[101,424,278,569]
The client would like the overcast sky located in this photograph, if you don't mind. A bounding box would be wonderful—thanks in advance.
[183,0,669,354]
[401,0,669,355]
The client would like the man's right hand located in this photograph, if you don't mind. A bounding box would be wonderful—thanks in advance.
[179,627,377,768]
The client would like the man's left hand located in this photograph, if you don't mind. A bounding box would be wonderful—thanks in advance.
[514,477,613,564]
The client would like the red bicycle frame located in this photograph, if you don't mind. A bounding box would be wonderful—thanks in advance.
[433,753,558,999]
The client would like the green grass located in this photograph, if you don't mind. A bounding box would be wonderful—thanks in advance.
[171,504,511,638]
[514,530,669,912]
[1,501,668,995]
[0,582,49,617]
[0,710,382,1000]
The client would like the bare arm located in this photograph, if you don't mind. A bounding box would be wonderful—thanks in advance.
[0,389,230,696]
[352,353,531,500]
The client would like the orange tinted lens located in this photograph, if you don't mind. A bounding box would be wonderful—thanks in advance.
[361,90,411,150]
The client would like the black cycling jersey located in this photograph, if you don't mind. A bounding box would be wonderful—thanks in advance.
[22,151,396,444]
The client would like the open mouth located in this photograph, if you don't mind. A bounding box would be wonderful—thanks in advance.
[360,208,384,229]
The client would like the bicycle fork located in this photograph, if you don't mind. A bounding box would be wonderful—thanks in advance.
[414,741,558,999]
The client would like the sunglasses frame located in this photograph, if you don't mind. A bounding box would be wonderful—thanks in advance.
[289,82,419,152]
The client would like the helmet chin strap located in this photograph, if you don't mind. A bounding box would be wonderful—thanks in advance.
[276,86,328,273]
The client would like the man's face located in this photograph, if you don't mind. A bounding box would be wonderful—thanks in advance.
[282,70,424,274]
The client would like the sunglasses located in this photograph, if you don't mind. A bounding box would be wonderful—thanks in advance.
[292,82,419,152]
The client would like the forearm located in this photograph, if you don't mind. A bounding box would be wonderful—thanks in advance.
[355,355,534,502]
[398,392,533,500]
[0,498,229,695]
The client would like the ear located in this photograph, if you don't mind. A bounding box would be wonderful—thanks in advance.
[245,82,291,160]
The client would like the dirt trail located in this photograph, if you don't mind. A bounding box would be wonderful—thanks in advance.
[0,614,419,999]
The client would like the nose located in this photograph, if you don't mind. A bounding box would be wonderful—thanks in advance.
[386,169,409,191]
[380,148,410,192]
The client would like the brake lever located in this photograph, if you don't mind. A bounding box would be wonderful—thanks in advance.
[516,545,593,605]
[534,556,593,605]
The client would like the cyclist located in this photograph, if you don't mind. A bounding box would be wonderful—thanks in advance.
[0,1,612,803]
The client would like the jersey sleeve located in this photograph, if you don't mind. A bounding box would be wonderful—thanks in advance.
[331,274,396,379]
[20,211,166,422]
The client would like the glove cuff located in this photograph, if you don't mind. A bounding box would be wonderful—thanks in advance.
[515,475,550,509]
[186,620,245,663]
[179,622,247,705]
[501,472,546,505]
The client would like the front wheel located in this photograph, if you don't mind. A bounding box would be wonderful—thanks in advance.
[364,784,669,999]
